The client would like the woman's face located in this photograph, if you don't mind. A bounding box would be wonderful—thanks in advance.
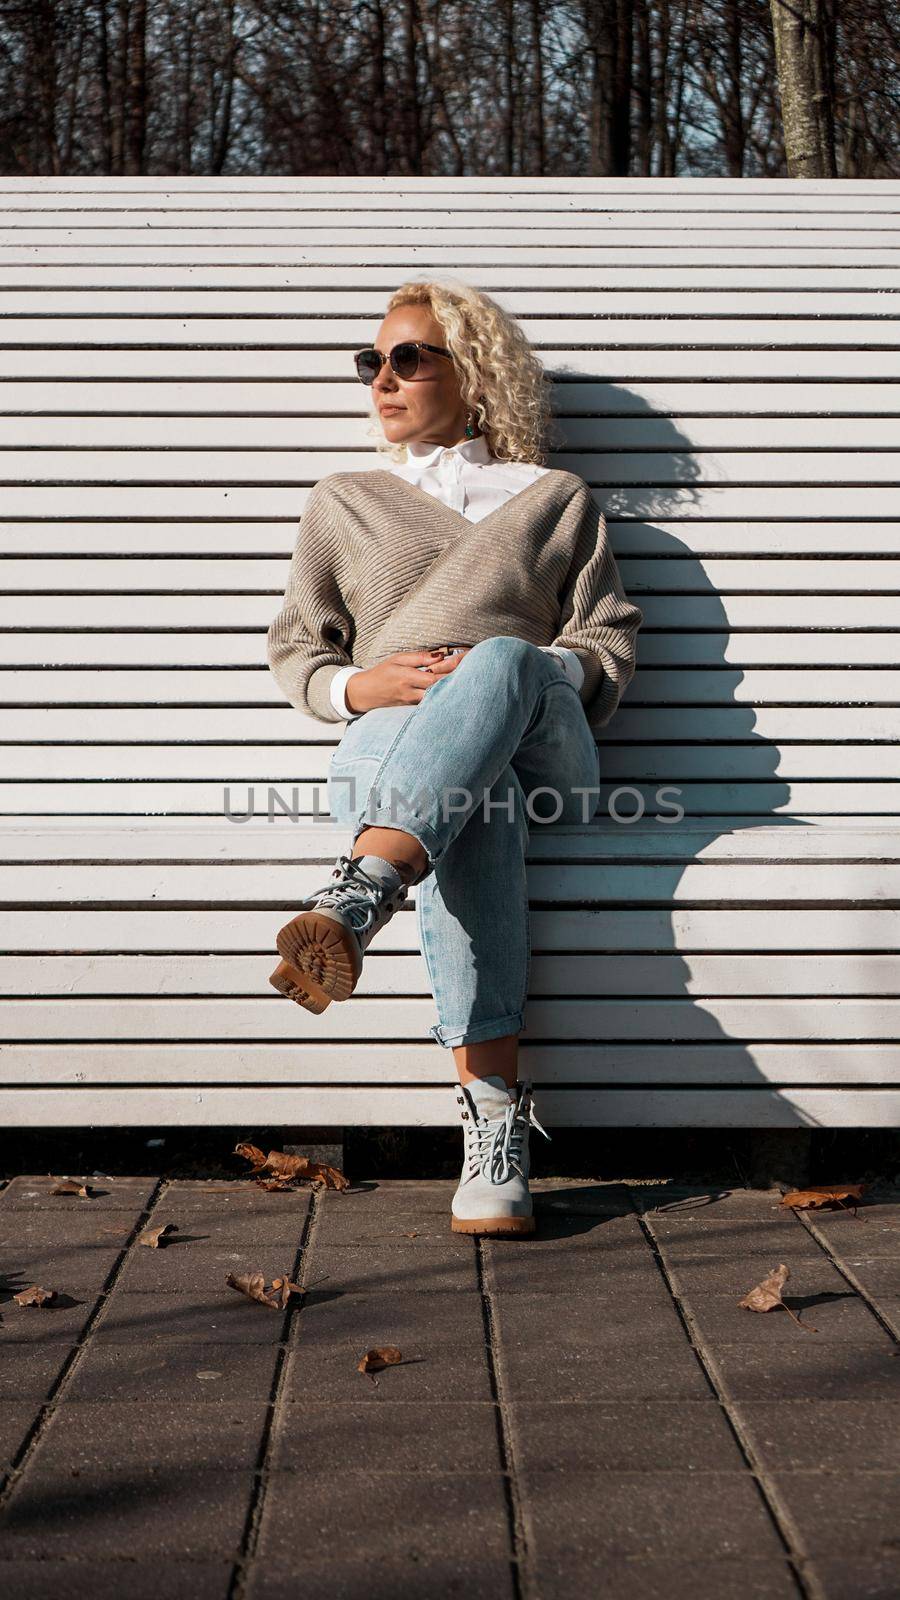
[367,305,475,448]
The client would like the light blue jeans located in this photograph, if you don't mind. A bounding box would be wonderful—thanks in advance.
[325,635,601,1049]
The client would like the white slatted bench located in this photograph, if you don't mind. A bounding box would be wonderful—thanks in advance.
[1,174,898,1136]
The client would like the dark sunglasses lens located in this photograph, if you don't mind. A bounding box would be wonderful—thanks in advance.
[391,342,420,378]
[355,349,382,385]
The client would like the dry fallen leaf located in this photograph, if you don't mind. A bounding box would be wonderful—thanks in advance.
[138,1222,178,1249]
[738,1262,817,1331]
[780,1183,867,1218]
[50,1181,94,1198]
[14,1284,57,1307]
[234,1141,350,1192]
[358,1345,403,1382]
[225,1270,304,1309]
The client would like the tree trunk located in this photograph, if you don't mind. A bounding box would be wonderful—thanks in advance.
[770,0,837,176]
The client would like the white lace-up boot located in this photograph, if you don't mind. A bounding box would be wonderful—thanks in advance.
[450,1072,551,1236]
[270,851,413,1012]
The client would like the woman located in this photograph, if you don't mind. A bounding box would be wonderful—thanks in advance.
[266,278,643,1237]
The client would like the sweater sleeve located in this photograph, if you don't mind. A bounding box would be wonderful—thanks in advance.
[266,482,356,724]
[551,486,644,733]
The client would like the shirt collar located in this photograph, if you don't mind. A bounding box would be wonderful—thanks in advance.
[403,432,493,470]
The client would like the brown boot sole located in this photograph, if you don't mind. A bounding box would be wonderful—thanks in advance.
[450,1214,536,1236]
[268,958,332,1013]
[274,909,362,1006]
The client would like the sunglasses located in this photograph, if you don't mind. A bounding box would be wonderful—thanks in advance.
[354,340,454,386]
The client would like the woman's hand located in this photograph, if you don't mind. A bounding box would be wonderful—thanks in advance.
[344,648,471,713]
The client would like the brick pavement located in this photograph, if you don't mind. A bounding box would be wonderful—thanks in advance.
[0,1173,898,1600]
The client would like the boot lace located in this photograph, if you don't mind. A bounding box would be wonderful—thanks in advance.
[468,1089,551,1184]
[298,852,403,936]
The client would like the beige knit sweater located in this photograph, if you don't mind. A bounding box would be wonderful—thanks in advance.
[266,468,643,735]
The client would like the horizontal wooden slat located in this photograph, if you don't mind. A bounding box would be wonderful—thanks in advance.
[1,267,897,288]
[5,557,895,593]
[0,1086,894,1129]
[3,952,898,996]
[3,706,899,741]
[2,449,899,485]
[0,783,895,815]
[5,594,900,629]
[3,820,898,858]
[1,383,899,420]
[3,997,900,1044]
[4,908,897,950]
[2,292,899,320]
[1,744,896,780]
[0,175,888,190]
[2,349,899,381]
[3,486,898,518]
[3,316,900,348]
[2,417,900,452]
[0,669,896,707]
[5,635,894,670]
[3,859,898,903]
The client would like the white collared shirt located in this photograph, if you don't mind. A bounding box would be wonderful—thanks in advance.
[329,432,585,718]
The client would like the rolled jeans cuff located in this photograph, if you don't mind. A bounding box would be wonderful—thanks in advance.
[428,1010,526,1049]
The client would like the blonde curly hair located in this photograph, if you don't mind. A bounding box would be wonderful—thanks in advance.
[363,277,564,467]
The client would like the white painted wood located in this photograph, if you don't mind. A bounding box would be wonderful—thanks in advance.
[0,176,897,1129]
[0,1088,895,1131]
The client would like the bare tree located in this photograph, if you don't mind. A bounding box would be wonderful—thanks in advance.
[0,0,895,178]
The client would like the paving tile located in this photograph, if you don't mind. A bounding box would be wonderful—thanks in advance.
[531,1180,634,1215]
[0,1464,256,1558]
[805,1552,900,1600]
[317,1181,457,1216]
[0,1287,99,1343]
[270,1399,502,1474]
[648,1218,824,1256]
[0,1342,76,1402]
[733,1400,900,1471]
[93,1289,289,1343]
[806,1206,900,1251]
[489,1212,646,1249]
[28,1398,267,1471]
[0,1176,159,1212]
[0,1561,234,1600]
[136,1210,310,1250]
[0,1404,37,1471]
[833,1258,900,1297]
[284,1291,493,1401]
[667,1254,853,1299]
[115,1241,303,1293]
[496,1330,710,1403]
[770,1471,900,1554]
[679,1286,894,1344]
[491,1287,687,1342]
[703,1341,900,1401]
[160,1179,313,1217]
[0,1214,138,1249]
[485,1244,668,1298]
[506,1399,746,1472]
[530,1554,799,1600]
[521,1468,786,1560]
[630,1186,791,1216]
[63,1340,280,1403]
[307,1242,478,1295]
[256,1471,511,1564]
[1,1251,123,1305]
[313,1209,458,1245]
[245,1556,515,1600]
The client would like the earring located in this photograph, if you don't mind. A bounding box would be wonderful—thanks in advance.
[465,408,475,439]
